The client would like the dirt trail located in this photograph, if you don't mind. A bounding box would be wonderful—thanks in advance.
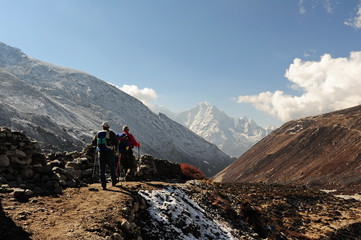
[2,181,361,239]
[1,182,150,240]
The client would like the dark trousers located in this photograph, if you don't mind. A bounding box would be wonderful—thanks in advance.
[120,150,136,175]
[98,151,117,188]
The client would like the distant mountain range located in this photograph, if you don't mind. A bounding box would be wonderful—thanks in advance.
[166,102,275,157]
[0,42,232,177]
[214,104,361,192]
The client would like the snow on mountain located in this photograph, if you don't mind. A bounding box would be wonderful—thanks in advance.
[0,42,232,177]
[172,102,272,157]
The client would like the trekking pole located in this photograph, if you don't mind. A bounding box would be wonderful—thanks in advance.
[92,149,98,182]
[115,152,120,182]
[137,146,140,160]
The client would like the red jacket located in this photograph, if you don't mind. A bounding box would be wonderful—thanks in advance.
[123,130,140,148]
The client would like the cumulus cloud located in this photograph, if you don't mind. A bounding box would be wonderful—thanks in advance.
[236,52,361,122]
[117,84,158,108]
[344,5,361,29]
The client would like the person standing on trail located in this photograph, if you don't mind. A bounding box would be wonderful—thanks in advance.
[117,125,140,179]
[92,121,119,190]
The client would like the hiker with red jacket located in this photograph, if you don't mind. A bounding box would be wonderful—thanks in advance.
[117,125,140,179]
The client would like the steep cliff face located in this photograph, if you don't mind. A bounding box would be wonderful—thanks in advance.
[214,105,361,191]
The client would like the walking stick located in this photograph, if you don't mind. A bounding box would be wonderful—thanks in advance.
[92,148,98,183]
[115,153,121,182]
[137,146,140,160]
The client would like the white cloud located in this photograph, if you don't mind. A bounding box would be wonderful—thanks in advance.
[344,5,361,29]
[298,0,306,14]
[303,49,316,58]
[298,0,334,14]
[117,84,158,108]
[116,84,176,116]
[236,52,361,122]
[322,0,334,14]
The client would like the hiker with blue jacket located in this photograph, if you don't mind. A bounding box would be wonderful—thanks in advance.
[92,121,119,190]
[117,125,140,179]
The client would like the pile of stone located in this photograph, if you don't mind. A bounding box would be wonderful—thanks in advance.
[46,144,98,185]
[132,154,184,182]
[0,127,96,200]
[118,193,148,240]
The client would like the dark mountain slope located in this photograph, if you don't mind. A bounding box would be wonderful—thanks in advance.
[214,104,361,191]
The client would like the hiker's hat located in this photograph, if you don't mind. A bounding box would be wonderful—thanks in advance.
[123,125,129,131]
[102,121,110,128]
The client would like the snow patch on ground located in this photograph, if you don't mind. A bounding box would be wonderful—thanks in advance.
[335,193,361,201]
[138,186,238,240]
[320,189,361,201]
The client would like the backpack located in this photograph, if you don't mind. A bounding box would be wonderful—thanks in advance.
[118,132,130,153]
[97,130,112,152]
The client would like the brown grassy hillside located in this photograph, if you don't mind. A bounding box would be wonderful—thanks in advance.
[214,105,361,193]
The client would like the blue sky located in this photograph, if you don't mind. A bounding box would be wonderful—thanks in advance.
[1,0,361,127]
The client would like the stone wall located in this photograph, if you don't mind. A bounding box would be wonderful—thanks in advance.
[133,154,184,182]
[0,127,186,201]
[0,127,95,200]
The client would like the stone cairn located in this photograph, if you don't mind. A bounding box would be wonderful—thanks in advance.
[0,127,186,201]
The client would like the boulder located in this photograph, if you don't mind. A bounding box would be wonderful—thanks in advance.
[47,160,62,168]
[65,167,82,179]
[21,168,34,179]
[13,188,26,201]
[65,161,82,170]
[9,156,32,165]
[24,189,34,197]
[0,154,10,168]
[35,165,52,174]
[13,149,27,158]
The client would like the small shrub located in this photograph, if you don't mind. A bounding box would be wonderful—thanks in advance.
[180,163,205,180]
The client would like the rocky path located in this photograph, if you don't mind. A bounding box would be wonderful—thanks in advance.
[0,182,150,240]
[1,181,361,240]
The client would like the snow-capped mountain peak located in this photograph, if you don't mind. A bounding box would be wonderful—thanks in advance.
[172,102,271,157]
